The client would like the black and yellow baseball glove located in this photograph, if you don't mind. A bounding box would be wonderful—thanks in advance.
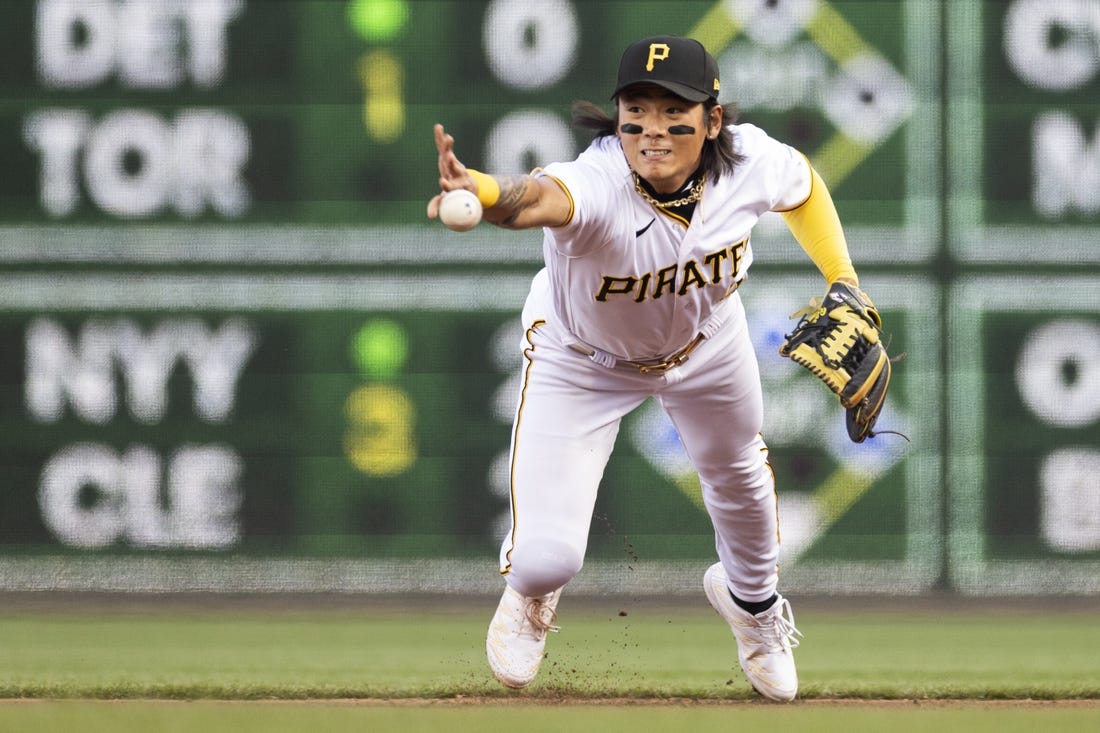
[779,282,892,443]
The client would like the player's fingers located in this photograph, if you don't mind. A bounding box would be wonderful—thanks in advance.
[434,124,468,187]
[440,154,467,185]
[439,175,471,193]
[433,123,451,155]
[435,124,457,173]
[426,193,442,219]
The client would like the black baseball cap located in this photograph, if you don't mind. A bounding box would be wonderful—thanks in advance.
[612,35,720,102]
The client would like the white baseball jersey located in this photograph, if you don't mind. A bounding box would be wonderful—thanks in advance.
[538,122,811,361]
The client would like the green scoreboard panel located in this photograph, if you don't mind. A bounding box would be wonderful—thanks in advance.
[3,309,512,558]
[942,1,1100,593]
[1,0,715,223]
[949,0,1100,263]
[949,276,1100,595]
[0,271,938,594]
[1,0,934,246]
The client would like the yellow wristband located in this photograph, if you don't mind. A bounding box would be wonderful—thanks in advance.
[468,169,500,208]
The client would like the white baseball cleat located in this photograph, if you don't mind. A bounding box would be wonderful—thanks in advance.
[703,562,802,702]
[486,584,562,688]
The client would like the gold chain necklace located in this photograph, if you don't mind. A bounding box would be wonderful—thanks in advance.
[632,171,704,209]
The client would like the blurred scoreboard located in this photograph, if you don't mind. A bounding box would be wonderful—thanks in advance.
[949,0,1100,264]
[949,277,1100,594]
[942,0,1100,594]
[0,270,940,597]
[0,0,706,224]
[0,289,516,557]
[0,0,921,229]
[0,0,1096,596]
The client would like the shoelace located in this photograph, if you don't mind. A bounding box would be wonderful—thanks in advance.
[763,599,803,650]
[521,597,561,640]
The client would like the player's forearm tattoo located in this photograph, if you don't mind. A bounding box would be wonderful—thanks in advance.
[496,175,528,209]
[495,175,535,228]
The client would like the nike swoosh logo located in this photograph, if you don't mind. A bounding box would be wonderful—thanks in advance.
[635,218,655,237]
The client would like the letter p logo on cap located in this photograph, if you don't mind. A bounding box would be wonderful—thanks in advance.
[646,43,670,71]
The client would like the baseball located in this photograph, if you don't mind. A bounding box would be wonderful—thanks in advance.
[438,189,482,231]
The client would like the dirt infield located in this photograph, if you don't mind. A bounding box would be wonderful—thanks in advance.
[4,697,1099,709]
[257,698,1100,708]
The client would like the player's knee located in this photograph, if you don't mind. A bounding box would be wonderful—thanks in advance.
[506,538,583,597]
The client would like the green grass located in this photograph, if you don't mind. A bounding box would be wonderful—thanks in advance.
[0,597,1097,700]
[0,597,1098,732]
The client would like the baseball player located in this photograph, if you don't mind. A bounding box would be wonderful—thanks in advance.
[428,35,875,702]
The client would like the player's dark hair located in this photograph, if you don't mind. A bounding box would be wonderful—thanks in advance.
[571,98,745,182]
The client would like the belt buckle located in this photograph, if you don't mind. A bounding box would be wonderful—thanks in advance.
[637,351,689,375]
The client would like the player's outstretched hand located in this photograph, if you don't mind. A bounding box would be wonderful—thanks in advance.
[427,124,475,220]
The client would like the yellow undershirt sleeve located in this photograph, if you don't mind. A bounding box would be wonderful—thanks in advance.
[779,165,858,285]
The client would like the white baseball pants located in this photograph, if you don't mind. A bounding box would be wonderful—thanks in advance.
[498,276,780,603]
